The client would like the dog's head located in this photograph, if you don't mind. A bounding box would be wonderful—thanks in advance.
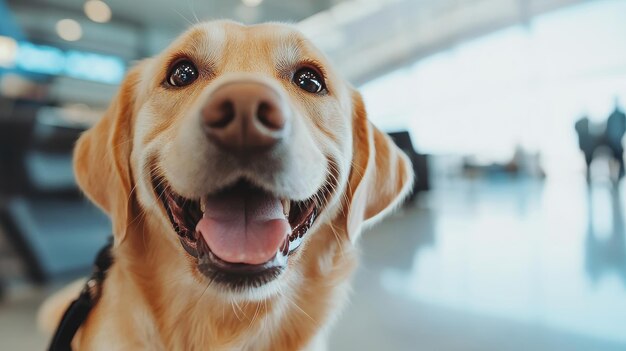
[74,21,412,298]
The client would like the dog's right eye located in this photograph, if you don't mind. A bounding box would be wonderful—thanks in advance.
[168,60,198,87]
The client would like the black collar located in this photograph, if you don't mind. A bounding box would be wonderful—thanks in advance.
[48,238,113,351]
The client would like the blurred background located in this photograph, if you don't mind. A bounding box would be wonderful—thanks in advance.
[1,0,625,350]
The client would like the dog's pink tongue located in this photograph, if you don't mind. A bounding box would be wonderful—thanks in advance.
[195,189,290,265]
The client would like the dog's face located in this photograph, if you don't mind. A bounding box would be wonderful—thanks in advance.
[74,21,412,299]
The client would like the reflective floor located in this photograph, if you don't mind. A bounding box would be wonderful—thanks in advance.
[2,176,626,350]
[330,176,626,351]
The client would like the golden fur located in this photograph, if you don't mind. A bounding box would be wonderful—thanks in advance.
[39,21,413,351]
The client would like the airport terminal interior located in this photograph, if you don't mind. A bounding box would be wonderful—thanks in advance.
[1,0,626,350]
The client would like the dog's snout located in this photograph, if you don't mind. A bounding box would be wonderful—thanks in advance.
[202,82,288,151]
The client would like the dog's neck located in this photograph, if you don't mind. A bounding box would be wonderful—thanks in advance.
[82,219,357,351]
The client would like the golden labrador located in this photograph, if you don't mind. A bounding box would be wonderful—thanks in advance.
[39,20,413,351]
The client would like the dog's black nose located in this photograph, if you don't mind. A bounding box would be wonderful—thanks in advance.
[202,81,289,151]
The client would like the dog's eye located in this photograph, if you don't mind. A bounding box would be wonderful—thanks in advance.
[168,60,198,87]
[293,67,326,94]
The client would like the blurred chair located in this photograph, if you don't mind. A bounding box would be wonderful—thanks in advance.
[387,131,430,203]
[0,99,110,287]
[0,98,36,196]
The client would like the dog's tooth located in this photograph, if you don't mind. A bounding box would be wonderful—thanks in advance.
[282,199,291,217]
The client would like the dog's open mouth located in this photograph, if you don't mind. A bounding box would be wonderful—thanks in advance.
[153,178,321,289]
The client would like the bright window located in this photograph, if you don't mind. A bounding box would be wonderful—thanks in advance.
[362,0,626,176]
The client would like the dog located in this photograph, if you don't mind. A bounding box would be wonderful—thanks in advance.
[38,20,413,351]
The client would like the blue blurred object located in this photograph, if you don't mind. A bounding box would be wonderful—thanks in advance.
[65,50,125,84]
[10,42,126,84]
[0,0,126,86]
[15,42,65,76]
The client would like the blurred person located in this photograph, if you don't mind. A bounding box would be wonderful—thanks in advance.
[574,115,594,179]
[606,98,626,179]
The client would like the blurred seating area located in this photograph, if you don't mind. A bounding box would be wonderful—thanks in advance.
[0,95,110,292]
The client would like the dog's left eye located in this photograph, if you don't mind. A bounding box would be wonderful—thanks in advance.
[293,67,326,94]
[168,60,198,87]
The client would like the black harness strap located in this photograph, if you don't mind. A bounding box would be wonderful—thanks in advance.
[48,238,114,351]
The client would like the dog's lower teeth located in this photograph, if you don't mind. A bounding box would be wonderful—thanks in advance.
[288,235,303,253]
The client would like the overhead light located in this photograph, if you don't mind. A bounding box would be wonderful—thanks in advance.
[242,0,263,7]
[0,36,18,68]
[84,0,112,23]
[56,19,83,41]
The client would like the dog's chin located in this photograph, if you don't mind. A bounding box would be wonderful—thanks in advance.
[152,176,326,293]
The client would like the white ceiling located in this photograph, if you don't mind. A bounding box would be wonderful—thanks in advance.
[299,0,587,83]
[7,0,345,30]
[5,0,587,85]
[5,0,350,60]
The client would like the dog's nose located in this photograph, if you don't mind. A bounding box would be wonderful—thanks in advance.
[202,81,288,151]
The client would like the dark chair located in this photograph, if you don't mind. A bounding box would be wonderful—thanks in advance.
[0,100,110,287]
[388,131,430,203]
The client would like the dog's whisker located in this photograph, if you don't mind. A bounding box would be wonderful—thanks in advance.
[235,299,248,320]
[276,286,316,325]
[195,276,215,319]
[327,223,346,258]
[230,300,243,322]
[171,7,195,27]
[246,299,264,333]
[187,0,200,24]
[221,303,225,323]
[139,210,148,252]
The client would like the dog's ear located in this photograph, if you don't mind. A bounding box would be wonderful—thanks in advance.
[74,63,143,244]
[345,91,414,239]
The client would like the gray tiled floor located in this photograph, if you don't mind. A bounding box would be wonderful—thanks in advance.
[2,176,626,350]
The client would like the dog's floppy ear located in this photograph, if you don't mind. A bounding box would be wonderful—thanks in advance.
[345,91,414,239]
[74,64,143,244]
